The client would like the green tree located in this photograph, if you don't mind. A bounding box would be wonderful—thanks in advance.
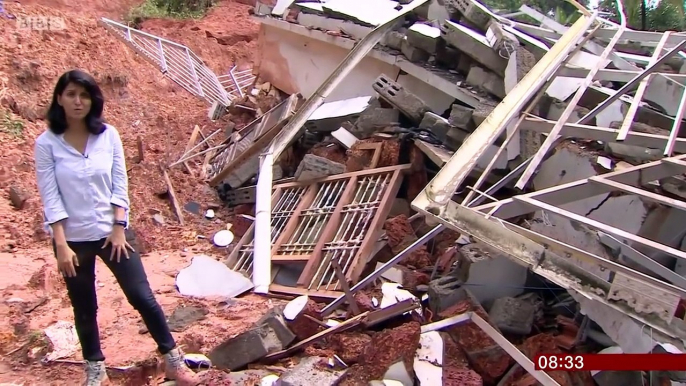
[481,0,591,25]
[598,0,685,31]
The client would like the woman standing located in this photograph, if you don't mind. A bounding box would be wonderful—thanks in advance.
[34,70,199,386]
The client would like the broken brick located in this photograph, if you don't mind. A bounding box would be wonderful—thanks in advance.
[406,144,428,201]
[439,297,513,383]
[338,321,421,385]
[328,332,372,364]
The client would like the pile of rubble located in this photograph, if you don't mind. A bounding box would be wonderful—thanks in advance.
[98,0,686,384]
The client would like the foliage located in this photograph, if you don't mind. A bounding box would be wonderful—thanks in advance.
[598,0,685,31]
[481,0,591,25]
[126,0,214,22]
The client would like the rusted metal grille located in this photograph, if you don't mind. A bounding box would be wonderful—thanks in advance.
[225,165,410,298]
[231,187,306,273]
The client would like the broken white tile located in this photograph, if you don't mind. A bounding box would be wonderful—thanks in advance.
[597,156,612,170]
[408,23,440,38]
[414,331,443,385]
[176,255,254,298]
[383,361,413,386]
[308,96,372,121]
[380,282,421,315]
[331,127,359,148]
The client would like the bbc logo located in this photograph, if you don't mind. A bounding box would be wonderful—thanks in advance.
[16,15,66,31]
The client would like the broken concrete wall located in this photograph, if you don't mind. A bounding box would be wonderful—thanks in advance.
[530,146,651,280]
[256,23,400,100]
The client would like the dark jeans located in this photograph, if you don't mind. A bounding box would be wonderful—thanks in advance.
[53,234,176,362]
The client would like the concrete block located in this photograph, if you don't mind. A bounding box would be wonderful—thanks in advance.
[445,127,470,151]
[466,66,505,99]
[419,112,451,142]
[444,0,491,31]
[355,106,400,136]
[384,30,405,50]
[372,74,431,123]
[208,323,286,370]
[486,21,518,53]
[455,243,528,305]
[294,154,345,182]
[448,104,473,130]
[401,37,430,63]
[441,21,507,77]
[254,306,297,348]
[427,275,466,314]
[280,356,347,386]
[488,296,535,335]
[406,23,441,55]
[471,105,493,127]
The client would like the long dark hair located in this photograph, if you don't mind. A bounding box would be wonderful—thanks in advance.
[46,70,106,135]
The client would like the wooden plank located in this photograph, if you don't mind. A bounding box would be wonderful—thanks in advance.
[271,186,319,255]
[276,165,412,188]
[297,176,360,288]
[269,284,342,299]
[272,255,311,262]
[161,167,184,225]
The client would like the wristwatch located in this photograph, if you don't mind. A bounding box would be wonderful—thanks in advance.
[114,220,128,228]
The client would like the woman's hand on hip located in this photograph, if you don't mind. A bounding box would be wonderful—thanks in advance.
[56,244,79,277]
[102,226,134,263]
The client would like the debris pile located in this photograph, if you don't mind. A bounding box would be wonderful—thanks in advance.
[177,0,686,384]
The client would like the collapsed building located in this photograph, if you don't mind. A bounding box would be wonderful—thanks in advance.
[102,0,686,384]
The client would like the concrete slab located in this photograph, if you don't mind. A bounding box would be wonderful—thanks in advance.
[441,21,507,76]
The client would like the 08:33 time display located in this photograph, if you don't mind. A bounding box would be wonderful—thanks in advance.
[535,354,585,371]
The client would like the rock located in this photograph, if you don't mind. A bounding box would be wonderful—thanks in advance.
[152,213,165,225]
[8,186,29,209]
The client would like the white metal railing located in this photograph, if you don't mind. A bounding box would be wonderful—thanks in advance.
[100,18,255,107]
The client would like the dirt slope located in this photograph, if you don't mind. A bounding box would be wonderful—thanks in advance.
[0,0,267,384]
